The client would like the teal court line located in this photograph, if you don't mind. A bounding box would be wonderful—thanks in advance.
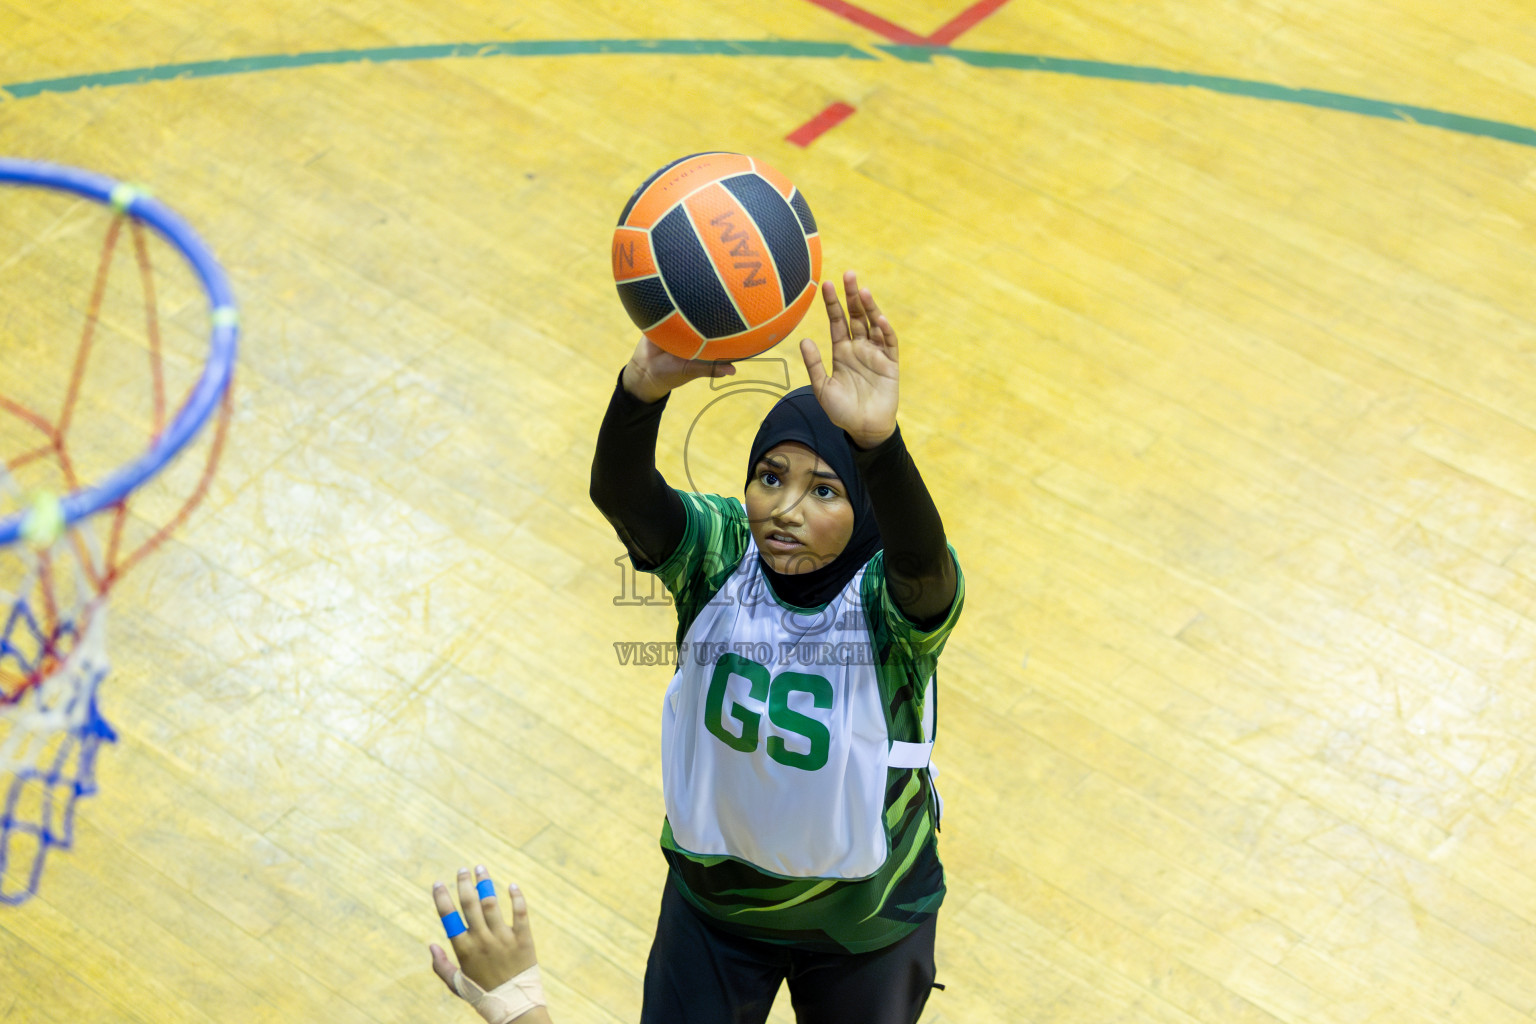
[5,38,1535,150]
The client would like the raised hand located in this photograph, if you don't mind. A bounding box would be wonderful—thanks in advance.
[429,865,553,1023]
[800,271,898,449]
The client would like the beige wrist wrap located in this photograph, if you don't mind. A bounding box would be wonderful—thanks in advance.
[451,965,546,1022]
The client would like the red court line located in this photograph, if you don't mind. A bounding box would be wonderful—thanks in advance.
[787,101,858,147]
[926,0,1012,45]
[790,0,1014,145]
[800,0,928,45]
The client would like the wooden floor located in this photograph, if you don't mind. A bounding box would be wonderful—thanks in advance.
[4,1,1536,1020]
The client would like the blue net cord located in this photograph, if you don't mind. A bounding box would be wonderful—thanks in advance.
[0,159,236,904]
[0,482,113,904]
[0,660,115,905]
[1,594,82,705]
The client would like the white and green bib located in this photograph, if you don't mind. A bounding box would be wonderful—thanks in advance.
[661,551,933,880]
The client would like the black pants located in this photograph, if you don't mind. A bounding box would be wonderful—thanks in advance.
[640,881,939,1024]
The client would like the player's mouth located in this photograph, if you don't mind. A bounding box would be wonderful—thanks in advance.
[761,531,803,552]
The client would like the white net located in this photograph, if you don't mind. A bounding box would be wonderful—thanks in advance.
[0,480,115,904]
[0,161,236,904]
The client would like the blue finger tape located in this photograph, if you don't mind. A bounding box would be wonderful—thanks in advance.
[440,911,467,939]
[476,878,496,900]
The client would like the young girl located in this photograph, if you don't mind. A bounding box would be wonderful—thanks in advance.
[589,272,963,1024]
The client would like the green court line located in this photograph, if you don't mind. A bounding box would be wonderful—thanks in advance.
[0,40,876,98]
[4,38,1534,150]
[886,45,1536,149]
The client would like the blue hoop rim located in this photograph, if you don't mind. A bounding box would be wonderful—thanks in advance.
[0,158,239,547]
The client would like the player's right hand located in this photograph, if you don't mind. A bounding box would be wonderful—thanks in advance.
[622,335,736,403]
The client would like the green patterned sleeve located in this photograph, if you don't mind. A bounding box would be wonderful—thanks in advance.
[867,545,964,654]
[862,545,964,733]
[650,490,754,638]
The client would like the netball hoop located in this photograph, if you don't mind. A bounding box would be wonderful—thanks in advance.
[0,159,238,904]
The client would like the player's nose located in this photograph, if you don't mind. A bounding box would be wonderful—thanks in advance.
[771,502,802,525]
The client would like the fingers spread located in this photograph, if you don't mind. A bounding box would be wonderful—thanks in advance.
[860,288,883,339]
[509,883,532,935]
[475,864,507,934]
[456,867,488,933]
[843,272,868,334]
[874,313,897,357]
[507,883,537,961]
[429,944,457,989]
[849,277,897,357]
[800,337,828,391]
[432,880,458,918]
[822,280,850,344]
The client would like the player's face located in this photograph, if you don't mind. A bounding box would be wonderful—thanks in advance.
[745,442,855,575]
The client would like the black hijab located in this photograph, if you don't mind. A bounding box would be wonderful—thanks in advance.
[745,386,883,608]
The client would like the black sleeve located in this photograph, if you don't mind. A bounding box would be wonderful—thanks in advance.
[589,370,687,570]
[852,425,958,630]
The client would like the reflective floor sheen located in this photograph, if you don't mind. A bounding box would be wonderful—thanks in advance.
[3,2,1536,1021]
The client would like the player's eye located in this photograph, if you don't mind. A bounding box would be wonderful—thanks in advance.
[814,484,837,500]
[759,470,781,487]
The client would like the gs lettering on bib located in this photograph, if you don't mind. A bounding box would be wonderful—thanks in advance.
[661,554,925,880]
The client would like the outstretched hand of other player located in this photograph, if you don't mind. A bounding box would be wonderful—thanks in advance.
[622,335,737,403]
[429,866,554,1023]
[800,271,898,450]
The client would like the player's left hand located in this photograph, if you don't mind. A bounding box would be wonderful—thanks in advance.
[429,865,538,995]
[800,271,898,450]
